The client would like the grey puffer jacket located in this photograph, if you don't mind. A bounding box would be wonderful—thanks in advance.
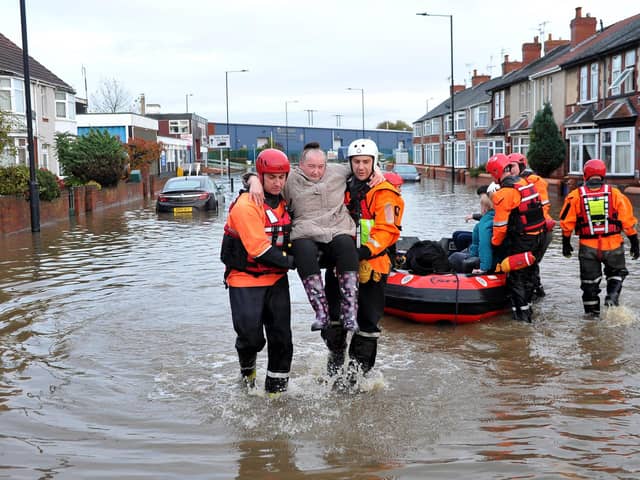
[285,163,355,243]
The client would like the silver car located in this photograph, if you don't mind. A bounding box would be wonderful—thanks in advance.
[393,164,421,182]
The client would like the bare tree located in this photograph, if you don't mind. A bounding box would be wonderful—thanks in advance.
[90,78,134,113]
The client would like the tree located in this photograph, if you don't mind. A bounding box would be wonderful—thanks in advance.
[90,78,134,113]
[0,110,19,156]
[56,130,127,187]
[527,103,566,177]
[125,137,162,171]
[376,120,412,131]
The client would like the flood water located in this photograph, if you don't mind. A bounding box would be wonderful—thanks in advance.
[1,177,639,479]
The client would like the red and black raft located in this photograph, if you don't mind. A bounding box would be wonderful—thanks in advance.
[384,270,508,324]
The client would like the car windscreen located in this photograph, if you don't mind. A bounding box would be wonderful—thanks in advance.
[164,180,204,191]
[395,165,416,173]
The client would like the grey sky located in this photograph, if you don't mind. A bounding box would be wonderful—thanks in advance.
[1,1,637,129]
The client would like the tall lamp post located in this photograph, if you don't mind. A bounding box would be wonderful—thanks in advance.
[185,93,193,113]
[347,87,365,137]
[19,0,39,232]
[284,99,298,157]
[225,69,248,178]
[417,12,455,192]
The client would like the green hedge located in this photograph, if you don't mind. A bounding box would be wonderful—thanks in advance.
[0,165,61,200]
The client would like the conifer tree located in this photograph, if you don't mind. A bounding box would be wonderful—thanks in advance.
[527,103,566,177]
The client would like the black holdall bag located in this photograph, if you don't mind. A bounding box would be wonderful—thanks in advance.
[405,240,451,275]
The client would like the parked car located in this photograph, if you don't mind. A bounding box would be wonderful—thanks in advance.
[392,164,421,182]
[156,175,221,214]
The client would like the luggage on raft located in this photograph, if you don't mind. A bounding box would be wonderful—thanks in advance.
[384,236,509,324]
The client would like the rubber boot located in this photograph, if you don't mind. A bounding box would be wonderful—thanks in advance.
[265,375,288,396]
[338,271,359,332]
[239,353,257,389]
[302,273,330,331]
[604,279,623,307]
[583,298,600,316]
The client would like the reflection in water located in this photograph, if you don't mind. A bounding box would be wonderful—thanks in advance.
[0,182,639,478]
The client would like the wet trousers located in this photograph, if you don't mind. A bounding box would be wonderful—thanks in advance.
[292,234,359,278]
[506,232,544,321]
[321,269,386,374]
[578,243,628,314]
[228,275,292,390]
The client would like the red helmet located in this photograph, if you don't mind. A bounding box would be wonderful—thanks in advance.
[508,152,527,170]
[256,149,290,176]
[486,153,510,181]
[583,159,606,180]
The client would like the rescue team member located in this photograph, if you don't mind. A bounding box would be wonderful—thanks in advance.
[220,149,296,397]
[507,153,555,298]
[323,139,404,382]
[559,159,639,315]
[486,153,545,322]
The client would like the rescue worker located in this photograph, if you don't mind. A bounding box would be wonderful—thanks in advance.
[322,139,404,383]
[508,152,555,298]
[486,153,546,322]
[559,159,639,315]
[220,148,296,396]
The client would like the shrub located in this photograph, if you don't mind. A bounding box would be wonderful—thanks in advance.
[0,165,61,200]
[468,164,486,178]
[56,130,127,187]
[36,168,61,201]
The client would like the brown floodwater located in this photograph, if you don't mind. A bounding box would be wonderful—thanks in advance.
[1,178,639,479]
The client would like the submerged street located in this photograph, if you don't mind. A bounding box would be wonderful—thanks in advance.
[1,177,639,479]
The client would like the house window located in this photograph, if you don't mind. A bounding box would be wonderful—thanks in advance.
[413,123,422,137]
[512,135,530,156]
[590,63,598,101]
[55,91,75,120]
[444,114,452,133]
[473,141,490,168]
[413,144,422,165]
[580,66,588,103]
[568,131,597,174]
[623,50,635,93]
[454,112,466,132]
[473,105,488,128]
[0,77,26,114]
[610,54,622,96]
[40,86,49,118]
[432,119,441,135]
[423,120,431,135]
[454,141,466,168]
[600,127,634,175]
[169,119,190,134]
[424,143,440,166]
[493,91,504,119]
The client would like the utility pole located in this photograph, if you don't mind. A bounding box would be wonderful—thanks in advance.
[304,109,317,126]
[333,114,342,127]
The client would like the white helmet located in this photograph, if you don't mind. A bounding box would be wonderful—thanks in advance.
[348,138,379,170]
[486,181,500,195]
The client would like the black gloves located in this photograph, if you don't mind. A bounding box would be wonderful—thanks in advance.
[256,246,296,270]
[357,246,372,260]
[629,234,639,260]
[562,236,573,258]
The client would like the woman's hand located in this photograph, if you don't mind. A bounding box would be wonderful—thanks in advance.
[246,174,264,206]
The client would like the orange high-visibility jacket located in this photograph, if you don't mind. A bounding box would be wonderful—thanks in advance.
[526,174,552,220]
[560,184,637,251]
[224,193,289,287]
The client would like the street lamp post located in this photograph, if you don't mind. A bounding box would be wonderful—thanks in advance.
[284,100,298,157]
[347,87,365,137]
[225,69,249,178]
[417,12,455,192]
[185,93,193,113]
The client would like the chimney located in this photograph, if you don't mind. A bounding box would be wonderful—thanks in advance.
[544,33,570,55]
[570,7,597,45]
[471,69,491,87]
[139,93,146,115]
[146,103,161,114]
[451,84,466,94]
[502,54,523,75]
[522,36,542,64]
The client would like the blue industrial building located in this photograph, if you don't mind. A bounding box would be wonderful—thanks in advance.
[210,122,412,162]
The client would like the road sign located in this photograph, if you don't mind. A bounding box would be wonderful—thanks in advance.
[210,135,230,148]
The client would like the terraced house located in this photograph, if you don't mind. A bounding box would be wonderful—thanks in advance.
[0,33,77,175]
[413,7,640,184]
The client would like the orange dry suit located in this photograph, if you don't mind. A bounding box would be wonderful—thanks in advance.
[221,192,293,287]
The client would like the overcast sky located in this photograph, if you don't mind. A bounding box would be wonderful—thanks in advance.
[1,1,638,130]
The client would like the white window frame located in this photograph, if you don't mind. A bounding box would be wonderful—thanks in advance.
[425,143,440,166]
[473,141,490,168]
[0,77,26,114]
[413,144,423,165]
[610,54,622,96]
[493,91,505,119]
[169,119,190,134]
[55,91,75,120]
[432,118,441,135]
[600,127,634,175]
[590,63,598,101]
[454,111,466,132]
[580,66,589,103]
[568,130,598,174]
[454,141,466,168]
[444,114,452,133]
[423,120,432,135]
[473,105,488,128]
[413,123,423,137]
[512,135,530,156]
